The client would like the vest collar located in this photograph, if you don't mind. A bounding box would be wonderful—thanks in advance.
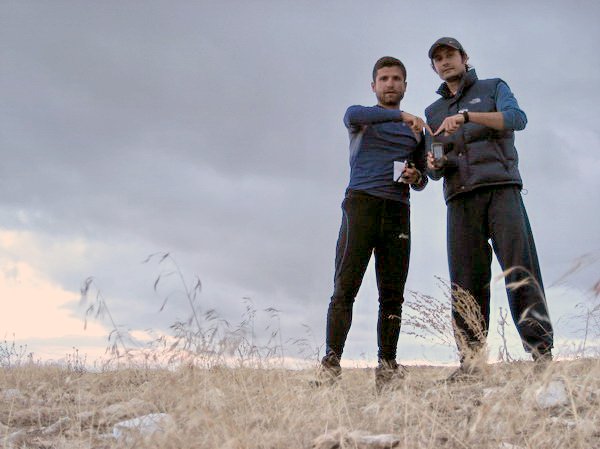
[436,68,478,99]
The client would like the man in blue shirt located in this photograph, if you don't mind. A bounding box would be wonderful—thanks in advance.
[320,56,429,391]
[425,38,554,381]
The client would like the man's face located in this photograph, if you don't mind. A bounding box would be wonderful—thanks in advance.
[371,66,406,108]
[431,47,468,82]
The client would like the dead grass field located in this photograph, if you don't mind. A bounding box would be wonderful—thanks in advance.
[3,254,597,448]
[1,357,599,449]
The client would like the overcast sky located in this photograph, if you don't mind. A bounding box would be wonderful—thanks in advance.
[1,0,599,366]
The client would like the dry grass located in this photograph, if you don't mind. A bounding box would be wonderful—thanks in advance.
[2,253,598,448]
[1,359,599,448]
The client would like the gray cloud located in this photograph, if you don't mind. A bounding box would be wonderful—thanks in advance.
[2,0,599,362]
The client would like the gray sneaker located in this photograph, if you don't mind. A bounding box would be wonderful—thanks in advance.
[375,359,407,393]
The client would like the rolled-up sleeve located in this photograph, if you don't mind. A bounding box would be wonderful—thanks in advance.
[496,81,527,131]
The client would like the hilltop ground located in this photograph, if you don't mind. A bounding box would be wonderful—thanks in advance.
[1,358,599,449]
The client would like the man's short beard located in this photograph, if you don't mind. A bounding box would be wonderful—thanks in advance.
[379,92,404,106]
[445,71,465,84]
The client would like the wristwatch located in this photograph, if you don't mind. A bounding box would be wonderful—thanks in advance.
[462,111,470,123]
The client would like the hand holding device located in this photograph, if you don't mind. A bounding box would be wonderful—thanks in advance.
[428,142,447,170]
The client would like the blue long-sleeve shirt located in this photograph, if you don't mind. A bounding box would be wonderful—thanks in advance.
[495,81,527,130]
[343,105,427,203]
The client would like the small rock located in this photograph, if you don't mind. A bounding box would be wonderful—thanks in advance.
[498,443,525,449]
[75,411,95,426]
[361,402,380,416]
[535,380,568,409]
[483,387,502,399]
[585,389,599,404]
[221,437,244,449]
[313,428,400,449]
[549,417,576,428]
[100,398,152,424]
[42,416,71,435]
[6,429,28,447]
[113,413,173,442]
[549,417,597,435]
[349,431,401,448]
[2,389,25,403]
[97,432,117,441]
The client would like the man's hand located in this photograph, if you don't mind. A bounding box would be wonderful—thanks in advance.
[401,111,433,137]
[433,113,465,136]
[427,151,446,170]
[401,165,422,184]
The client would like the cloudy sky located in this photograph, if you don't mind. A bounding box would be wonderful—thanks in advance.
[2,0,599,366]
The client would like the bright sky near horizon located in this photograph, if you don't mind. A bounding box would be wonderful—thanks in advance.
[2,0,599,366]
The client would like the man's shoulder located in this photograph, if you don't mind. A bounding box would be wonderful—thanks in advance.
[346,104,378,111]
[473,77,506,90]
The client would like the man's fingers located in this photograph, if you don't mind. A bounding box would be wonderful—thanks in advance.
[404,115,433,136]
[433,118,449,136]
[412,119,428,135]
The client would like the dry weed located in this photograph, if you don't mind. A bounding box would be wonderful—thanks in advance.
[2,253,598,448]
[1,359,599,448]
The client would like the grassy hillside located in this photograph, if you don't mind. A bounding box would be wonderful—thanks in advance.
[1,358,599,448]
[3,255,597,448]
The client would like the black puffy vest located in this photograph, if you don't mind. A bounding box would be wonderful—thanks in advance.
[425,69,523,203]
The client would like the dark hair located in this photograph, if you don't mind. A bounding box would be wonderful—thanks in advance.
[372,56,407,82]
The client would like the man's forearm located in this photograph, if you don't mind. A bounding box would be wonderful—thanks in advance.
[344,105,401,127]
[467,111,505,130]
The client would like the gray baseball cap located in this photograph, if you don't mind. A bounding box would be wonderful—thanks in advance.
[428,37,465,58]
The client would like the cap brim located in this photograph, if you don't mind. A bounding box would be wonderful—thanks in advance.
[428,43,460,59]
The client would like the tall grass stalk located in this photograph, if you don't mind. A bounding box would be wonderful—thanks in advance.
[2,253,597,447]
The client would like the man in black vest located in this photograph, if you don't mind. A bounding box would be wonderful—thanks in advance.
[424,37,554,381]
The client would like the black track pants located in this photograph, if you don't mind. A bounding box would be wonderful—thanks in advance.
[325,189,410,361]
[447,186,553,356]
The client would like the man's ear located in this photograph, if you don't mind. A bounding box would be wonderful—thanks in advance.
[371,81,376,93]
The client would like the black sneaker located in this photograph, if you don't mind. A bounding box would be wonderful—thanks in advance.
[375,359,407,393]
[532,349,553,362]
[311,353,342,387]
[532,349,553,373]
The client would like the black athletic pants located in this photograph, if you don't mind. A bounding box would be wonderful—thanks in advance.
[447,185,554,357]
[325,189,410,362]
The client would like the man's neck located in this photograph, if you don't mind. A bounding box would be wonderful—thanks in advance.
[445,79,461,96]
[444,71,467,96]
[377,102,401,110]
